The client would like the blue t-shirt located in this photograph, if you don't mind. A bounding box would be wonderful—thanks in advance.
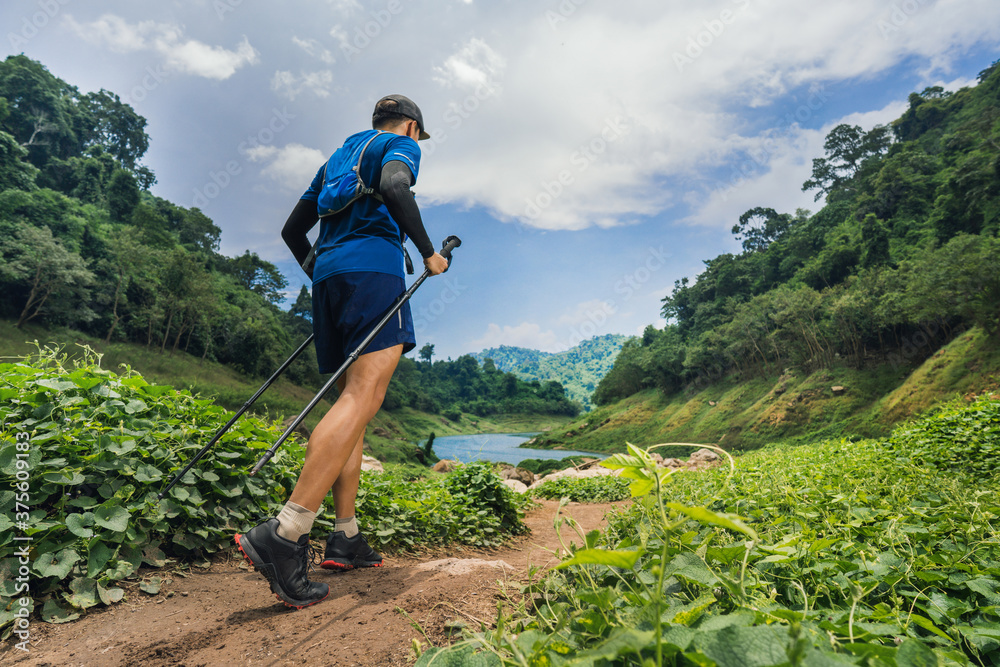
[301,129,421,282]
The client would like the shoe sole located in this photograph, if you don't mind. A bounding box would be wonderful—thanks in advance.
[234,533,330,610]
[319,558,383,571]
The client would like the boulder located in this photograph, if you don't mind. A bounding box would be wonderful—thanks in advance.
[502,479,528,494]
[831,386,846,396]
[660,457,685,469]
[689,448,720,464]
[432,459,458,473]
[360,455,384,473]
[530,464,619,489]
[498,463,534,486]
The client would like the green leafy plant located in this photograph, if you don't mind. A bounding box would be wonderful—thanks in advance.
[438,401,1000,666]
[0,347,532,634]
[887,393,1000,476]
[531,475,631,503]
[355,461,529,551]
[0,345,301,630]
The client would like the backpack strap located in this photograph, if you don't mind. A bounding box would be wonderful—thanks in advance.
[349,130,384,203]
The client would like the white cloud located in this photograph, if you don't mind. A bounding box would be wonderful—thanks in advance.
[469,322,562,353]
[684,97,912,228]
[64,14,258,80]
[246,143,327,192]
[413,0,1000,232]
[292,36,336,64]
[271,70,335,100]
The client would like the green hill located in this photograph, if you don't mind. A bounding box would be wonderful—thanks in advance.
[564,59,1000,450]
[472,333,628,411]
[530,325,1000,454]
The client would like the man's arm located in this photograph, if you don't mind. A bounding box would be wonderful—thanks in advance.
[380,160,448,275]
[380,161,434,259]
[281,198,319,271]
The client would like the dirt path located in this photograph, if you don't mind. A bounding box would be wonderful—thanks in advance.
[3,499,627,666]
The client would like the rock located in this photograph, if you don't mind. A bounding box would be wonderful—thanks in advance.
[498,463,534,486]
[371,427,391,437]
[502,479,528,494]
[689,448,720,464]
[432,459,457,473]
[648,452,664,465]
[281,418,310,441]
[831,386,846,395]
[708,400,717,406]
[360,455,383,473]
[530,464,619,489]
[660,458,685,469]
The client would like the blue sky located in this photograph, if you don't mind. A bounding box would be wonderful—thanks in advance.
[3,0,999,360]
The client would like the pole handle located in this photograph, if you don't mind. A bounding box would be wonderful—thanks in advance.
[440,235,461,260]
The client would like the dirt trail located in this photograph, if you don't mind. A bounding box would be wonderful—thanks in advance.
[4,499,627,666]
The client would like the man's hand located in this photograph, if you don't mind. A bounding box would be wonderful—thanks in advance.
[423,252,449,276]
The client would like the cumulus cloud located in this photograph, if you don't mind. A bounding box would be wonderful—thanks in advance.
[271,70,335,100]
[413,0,1000,232]
[246,143,327,192]
[292,36,336,64]
[469,322,562,354]
[64,14,258,80]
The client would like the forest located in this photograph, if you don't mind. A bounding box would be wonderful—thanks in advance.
[595,60,1000,406]
[0,54,579,420]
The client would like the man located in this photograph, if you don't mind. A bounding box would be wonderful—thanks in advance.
[235,95,448,609]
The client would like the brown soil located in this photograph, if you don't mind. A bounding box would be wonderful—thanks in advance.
[3,499,627,666]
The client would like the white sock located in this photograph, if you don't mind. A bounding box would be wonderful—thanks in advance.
[276,502,316,542]
[335,516,359,538]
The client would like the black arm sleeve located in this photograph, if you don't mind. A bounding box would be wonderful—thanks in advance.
[380,160,435,259]
[281,198,319,268]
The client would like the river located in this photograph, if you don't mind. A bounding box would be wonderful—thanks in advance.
[427,433,607,467]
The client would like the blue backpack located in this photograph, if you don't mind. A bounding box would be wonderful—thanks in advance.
[302,130,415,276]
[316,131,385,218]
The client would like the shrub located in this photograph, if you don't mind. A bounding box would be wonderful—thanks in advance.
[887,393,1000,476]
[531,475,631,503]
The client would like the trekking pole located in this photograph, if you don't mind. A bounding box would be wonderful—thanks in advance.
[158,334,315,499]
[249,235,462,476]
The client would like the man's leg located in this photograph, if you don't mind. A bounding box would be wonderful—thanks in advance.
[332,428,364,521]
[288,343,402,511]
[234,344,401,606]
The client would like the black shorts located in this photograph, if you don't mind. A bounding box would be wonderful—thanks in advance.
[312,272,416,374]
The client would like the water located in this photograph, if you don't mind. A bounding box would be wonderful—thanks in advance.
[428,433,607,467]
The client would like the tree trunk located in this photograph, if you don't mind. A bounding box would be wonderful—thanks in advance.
[104,272,125,344]
[160,307,175,353]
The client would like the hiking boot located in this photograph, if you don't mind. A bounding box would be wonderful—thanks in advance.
[320,530,383,570]
[234,518,329,609]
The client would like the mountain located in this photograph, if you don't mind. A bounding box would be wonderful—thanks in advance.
[472,334,629,411]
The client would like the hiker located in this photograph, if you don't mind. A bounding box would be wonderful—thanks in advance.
[235,95,449,609]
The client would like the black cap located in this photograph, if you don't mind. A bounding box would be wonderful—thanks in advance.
[374,94,430,141]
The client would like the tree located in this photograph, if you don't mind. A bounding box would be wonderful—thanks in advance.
[106,169,139,222]
[731,206,792,253]
[418,343,435,363]
[0,130,38,190]
[289,285,312,323]
[225,250,289,305]
[79,89,152,182]
[860,214,892,269]
[802,124,892,201]
[0,223,94,327]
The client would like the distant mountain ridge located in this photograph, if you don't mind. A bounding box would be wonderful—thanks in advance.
[472,334,629,411]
